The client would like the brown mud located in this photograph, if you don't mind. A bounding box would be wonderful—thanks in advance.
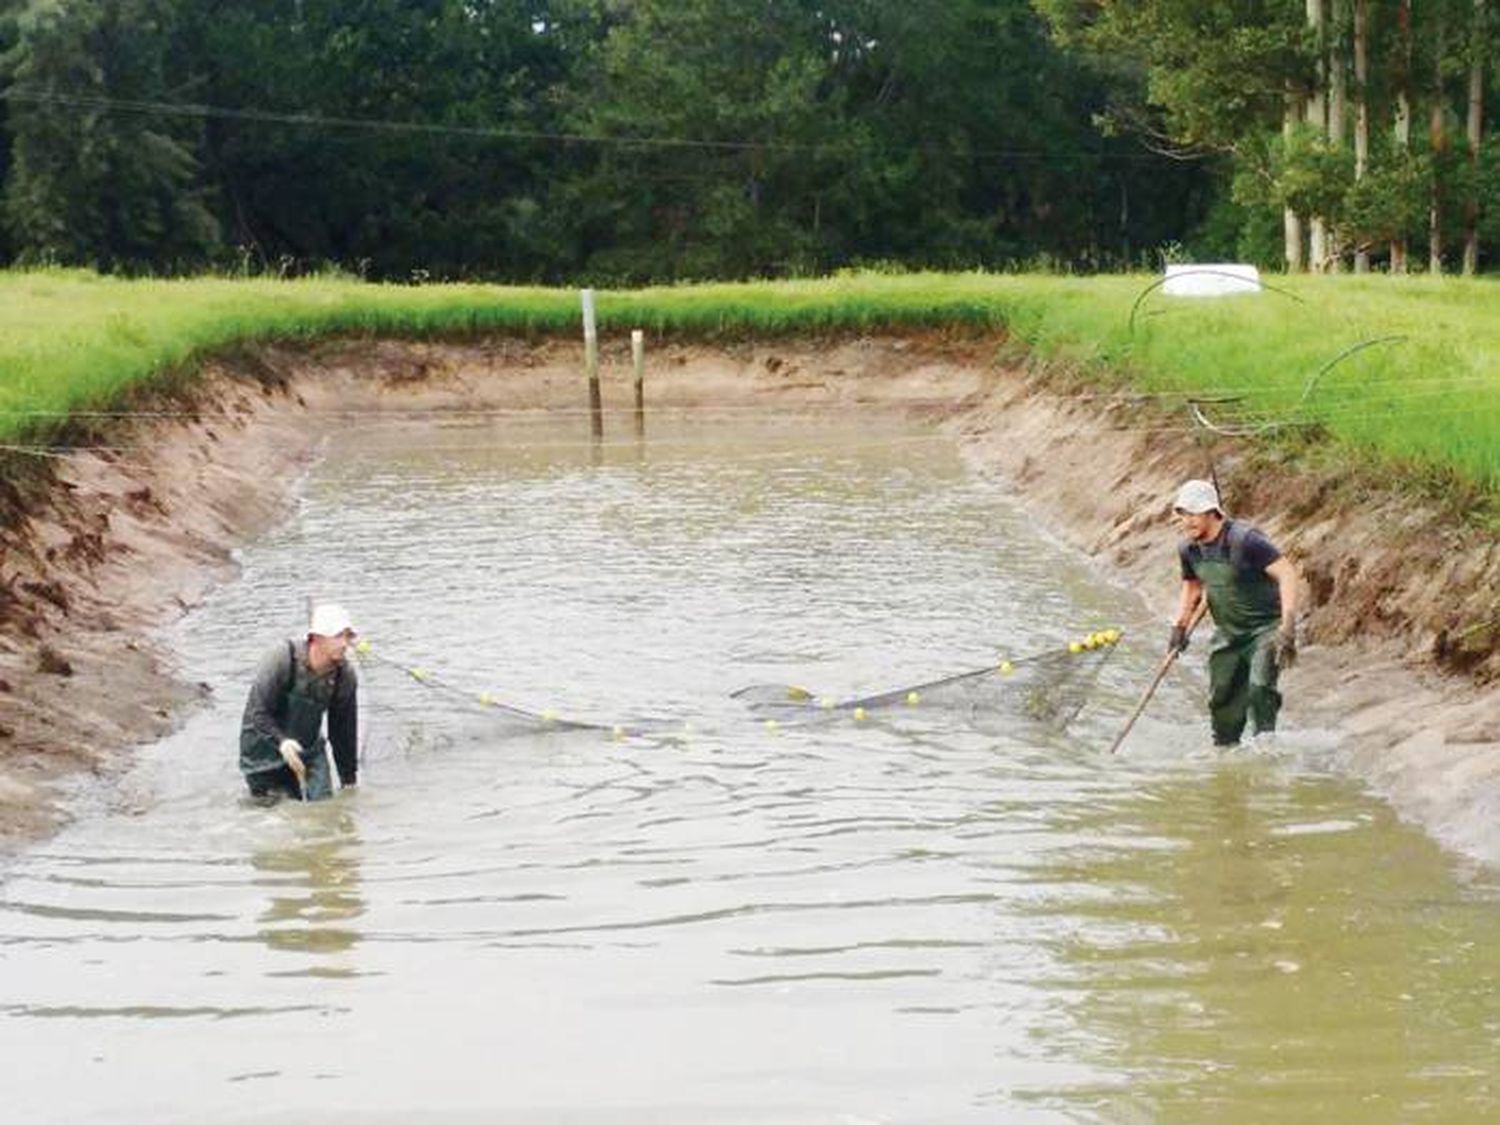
[1,335,1497,861]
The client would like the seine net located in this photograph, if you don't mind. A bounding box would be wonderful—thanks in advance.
[731,631,1123,732]
[354,646,625,736]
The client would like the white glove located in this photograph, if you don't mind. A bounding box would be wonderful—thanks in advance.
[278,738,306,783]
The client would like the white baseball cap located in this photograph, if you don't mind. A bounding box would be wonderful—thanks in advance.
[309,603,356,638]
[1172,479,1222,515]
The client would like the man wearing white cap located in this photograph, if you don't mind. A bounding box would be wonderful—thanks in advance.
[1168,480,1299,747]
[238,604,360,801]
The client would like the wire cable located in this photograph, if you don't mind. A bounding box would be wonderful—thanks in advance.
[0,87,1176,165]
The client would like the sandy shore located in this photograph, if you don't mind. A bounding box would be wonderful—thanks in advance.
[2,335,1497,862]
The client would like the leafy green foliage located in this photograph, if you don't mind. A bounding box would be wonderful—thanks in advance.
[3,0,219,271]
[1267,124,1353,220]
[0,0,1214,279]
[1479,135,1500,245]
[0,0,20,261]
[1035,0,1500,272]
[1342,146,1430,249]
[0,0,1490,277]
[181,0,573,279]
[1034,0,1309,150]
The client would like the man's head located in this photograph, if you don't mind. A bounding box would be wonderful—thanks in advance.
[308,603,357,666]
[1172,479,1224,542]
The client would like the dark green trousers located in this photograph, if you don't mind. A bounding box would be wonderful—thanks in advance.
[243,738,334,802]
[1206,625,1281,746]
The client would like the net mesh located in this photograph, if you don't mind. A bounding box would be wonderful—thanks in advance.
[354,646,630,738]
[731,631,1123,731]
[351,630,1123,743]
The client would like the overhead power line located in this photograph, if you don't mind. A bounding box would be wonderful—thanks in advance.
[0,87,1182,165]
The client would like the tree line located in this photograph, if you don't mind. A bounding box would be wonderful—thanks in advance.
[0,1,1492,282]
[1039,0,1498,275]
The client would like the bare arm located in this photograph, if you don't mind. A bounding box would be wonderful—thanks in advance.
[1266,557,1298,632]
[1174,577,1204,628]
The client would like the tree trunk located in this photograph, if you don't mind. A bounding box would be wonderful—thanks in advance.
[1308,0,1330,271]
[1431,11,1448,275]
[1284,207,1307,273]
[1353,0,1371,272]
[1328,0,1348,271]
[1463,0,1485,275]
[1392,0,1413,273]
[1285,89,1306,271]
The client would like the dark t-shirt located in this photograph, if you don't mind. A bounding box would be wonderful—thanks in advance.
[1178,521,1280,580]
[1178,520,1283,636]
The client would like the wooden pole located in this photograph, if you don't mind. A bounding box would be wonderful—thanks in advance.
[631,329,645,438]
[1107,600,1210,755]
[1106,649,1183,756]
[581,288,602,439]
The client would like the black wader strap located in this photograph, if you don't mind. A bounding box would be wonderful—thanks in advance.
[1226,519,1252,575]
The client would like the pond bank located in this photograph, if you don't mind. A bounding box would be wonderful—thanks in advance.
[1,334,1497,861]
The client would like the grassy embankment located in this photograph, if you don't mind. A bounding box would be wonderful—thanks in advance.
[1,268,1497,512]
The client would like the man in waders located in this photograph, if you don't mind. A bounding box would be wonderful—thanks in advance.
[239,604,359,801]
[1168,480,1299,747]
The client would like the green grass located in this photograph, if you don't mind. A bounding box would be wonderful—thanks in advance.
[0,269,580,427]
[2,267,1498,502]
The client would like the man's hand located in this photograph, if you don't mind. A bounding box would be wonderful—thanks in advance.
[1167,624,1190,655]
[1276,625,1297,670]
[278,738,307,784]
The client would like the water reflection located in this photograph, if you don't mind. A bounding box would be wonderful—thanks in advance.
[253,805,365,971]
[1012,763,1500,1120]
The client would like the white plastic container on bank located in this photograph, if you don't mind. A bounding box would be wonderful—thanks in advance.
[1162,263,1262,298]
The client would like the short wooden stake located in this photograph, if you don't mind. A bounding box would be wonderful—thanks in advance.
[631,329,645,437]
[581,288,602,439]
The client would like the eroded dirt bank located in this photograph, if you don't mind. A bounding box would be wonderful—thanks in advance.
[2,335,1497,861]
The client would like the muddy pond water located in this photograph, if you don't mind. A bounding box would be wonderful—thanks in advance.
[3,413,1499,1123]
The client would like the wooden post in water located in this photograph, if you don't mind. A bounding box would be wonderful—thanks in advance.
[581,288,602,439]
[630,329,645,438]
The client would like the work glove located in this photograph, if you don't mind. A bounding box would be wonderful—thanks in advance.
[1167,624,1189,655]
[278,737,307,784]
[1276,626,1297,670]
